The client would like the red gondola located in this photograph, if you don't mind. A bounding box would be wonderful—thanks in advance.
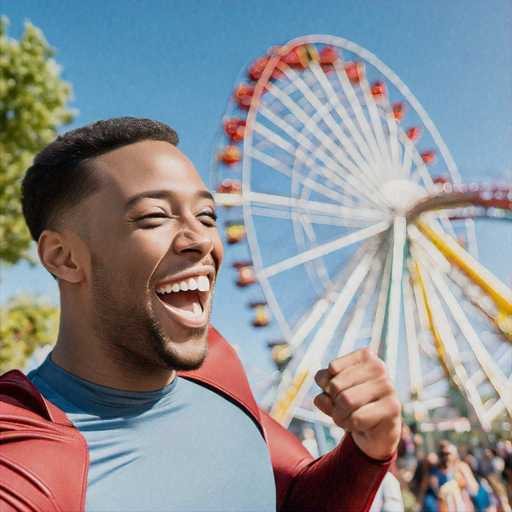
[281,47,302,67]
[406,126,422,143]
[217,178,241,195]
[371,81,386,101]
[223,118,246,142]
[233,84,255,109]
[218,146,242,165]
[421,150,437,165]
[250,301,270,327]
[392,102,407,123]
[319,45,338,65]
[232,261,257,287]
[248,56,270,81]
[344,62,364,85]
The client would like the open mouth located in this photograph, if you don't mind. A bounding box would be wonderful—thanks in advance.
[155,275,211,327]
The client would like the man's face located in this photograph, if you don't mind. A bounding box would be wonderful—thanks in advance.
[79,140,223,373]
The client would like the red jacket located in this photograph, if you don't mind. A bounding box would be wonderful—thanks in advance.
[0,327,394,512]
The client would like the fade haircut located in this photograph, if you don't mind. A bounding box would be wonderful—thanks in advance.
[21,117,179,242]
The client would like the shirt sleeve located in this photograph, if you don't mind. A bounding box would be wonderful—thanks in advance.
[259,408,395,512]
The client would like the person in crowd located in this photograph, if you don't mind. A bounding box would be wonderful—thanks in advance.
[415,451,439,512]
[479,448,511,512]
[463,450,492,512]
[369,464,405,512]
[301,426,320,458]
[416,442,478,512]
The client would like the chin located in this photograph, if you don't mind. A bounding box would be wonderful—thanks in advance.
[159,331,209,372]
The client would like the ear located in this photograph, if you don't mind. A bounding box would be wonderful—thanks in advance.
[38,230,87,283]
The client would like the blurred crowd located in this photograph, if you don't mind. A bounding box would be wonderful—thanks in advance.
[397,424,511,512]
[299,422,511,512]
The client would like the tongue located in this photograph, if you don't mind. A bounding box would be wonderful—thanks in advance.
[159,290,200,312]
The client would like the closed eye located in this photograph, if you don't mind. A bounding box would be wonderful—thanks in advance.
[132,212,175,229]
[198,211,218,224]
[138,212,170,220]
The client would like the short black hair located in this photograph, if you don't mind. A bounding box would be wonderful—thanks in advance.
[21,117,179,242]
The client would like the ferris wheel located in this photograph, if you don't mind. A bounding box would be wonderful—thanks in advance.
[210,35,512,435]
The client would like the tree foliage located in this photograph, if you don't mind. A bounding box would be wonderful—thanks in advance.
[0,16,76,264]
[0,296,59,373]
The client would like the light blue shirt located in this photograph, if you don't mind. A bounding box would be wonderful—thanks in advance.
[29,356,276,512]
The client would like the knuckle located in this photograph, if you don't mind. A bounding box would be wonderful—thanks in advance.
[360,347,373,362]
[326,380,340,398]
[337,389,354,409]
[380,377,394,395]
[373,357,388,374]
[328,360,339,375]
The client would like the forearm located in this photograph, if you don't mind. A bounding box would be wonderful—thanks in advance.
[281,432,395,512]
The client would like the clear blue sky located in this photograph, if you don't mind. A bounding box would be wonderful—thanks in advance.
[2,1,511,390]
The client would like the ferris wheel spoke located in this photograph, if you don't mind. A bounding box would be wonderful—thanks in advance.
[294,210,333,291]
[410,247,492,430]
[271,246,378,426]
[381,105,402,179]
[369,241,393,354]
[399,133,415,180]
[359,77,395,180]
[276,62,387,193]
[408,223,508,338]
[415,218,512,337]
[260,221,389,279]
[418,248,511,413]
[258,93,388,209]
[381,217,407,382]
[249,205,375,228]
[430,213,459,242]
[245,190,385,221]
[287,240,379,360]
[483,399,509,426]
[336,252,384,357]
[255,109,385,210]
[262,76,387,199]
[402,274,424,399]
[331,61,391,181]
[465,218,479,261]
[252,120,384,209]
[308,61,383,177]
[247,145,359,207]
[409,159,436,190]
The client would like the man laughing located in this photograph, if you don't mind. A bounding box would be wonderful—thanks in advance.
[0,118,401,512]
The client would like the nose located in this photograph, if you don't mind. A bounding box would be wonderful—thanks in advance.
[172,225,214,258]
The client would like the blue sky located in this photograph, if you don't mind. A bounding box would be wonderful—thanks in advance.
[2,1,511,389]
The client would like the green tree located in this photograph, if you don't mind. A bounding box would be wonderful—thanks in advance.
[1,17,74,371]
[1,15,76,264]
[0,295,59,373]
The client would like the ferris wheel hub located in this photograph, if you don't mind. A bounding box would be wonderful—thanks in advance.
[380,179,428,217]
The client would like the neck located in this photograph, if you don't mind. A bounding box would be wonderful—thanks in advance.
[52,316,176,392]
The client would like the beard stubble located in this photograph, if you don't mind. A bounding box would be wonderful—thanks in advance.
[89,250,209,376]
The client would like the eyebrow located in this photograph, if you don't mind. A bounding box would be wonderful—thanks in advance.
[124,189,214,212]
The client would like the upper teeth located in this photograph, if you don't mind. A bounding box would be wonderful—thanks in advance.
[156,275,210,294]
